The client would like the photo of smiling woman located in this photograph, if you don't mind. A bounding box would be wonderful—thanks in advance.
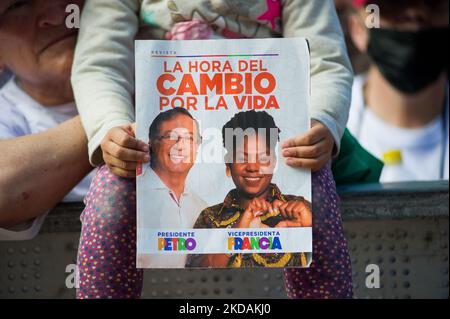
[186,110,312,269]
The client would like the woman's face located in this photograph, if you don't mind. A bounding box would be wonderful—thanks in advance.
[0,0,84,86]
[227,134,277,199]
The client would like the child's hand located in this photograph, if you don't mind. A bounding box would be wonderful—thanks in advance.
[101,123,150,178]
[282,120,335,172]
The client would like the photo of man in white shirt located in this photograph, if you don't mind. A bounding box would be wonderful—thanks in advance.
[137,108,207,268]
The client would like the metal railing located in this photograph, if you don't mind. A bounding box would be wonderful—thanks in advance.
[1,181,448,299]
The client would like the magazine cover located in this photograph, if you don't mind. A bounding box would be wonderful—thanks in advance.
[136,38,312,269]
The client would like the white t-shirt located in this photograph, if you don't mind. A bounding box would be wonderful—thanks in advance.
[0,79,93,240]
[348,75,449,183]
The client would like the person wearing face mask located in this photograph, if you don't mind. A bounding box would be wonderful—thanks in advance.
[347,0,449,182]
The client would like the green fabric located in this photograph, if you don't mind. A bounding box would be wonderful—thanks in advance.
[332,129,384,185]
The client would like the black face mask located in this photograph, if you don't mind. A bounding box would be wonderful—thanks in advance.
[368,28,449,94]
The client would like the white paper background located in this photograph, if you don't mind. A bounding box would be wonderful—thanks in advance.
[136,38,311,207]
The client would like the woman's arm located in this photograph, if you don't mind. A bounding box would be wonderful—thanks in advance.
[0,116,93,228]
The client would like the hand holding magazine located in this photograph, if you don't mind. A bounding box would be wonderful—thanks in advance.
[136,38,312,269]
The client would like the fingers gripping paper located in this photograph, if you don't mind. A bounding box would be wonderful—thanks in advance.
[136,38,312,269]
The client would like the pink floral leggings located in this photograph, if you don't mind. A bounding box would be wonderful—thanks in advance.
[76,164,353,299]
